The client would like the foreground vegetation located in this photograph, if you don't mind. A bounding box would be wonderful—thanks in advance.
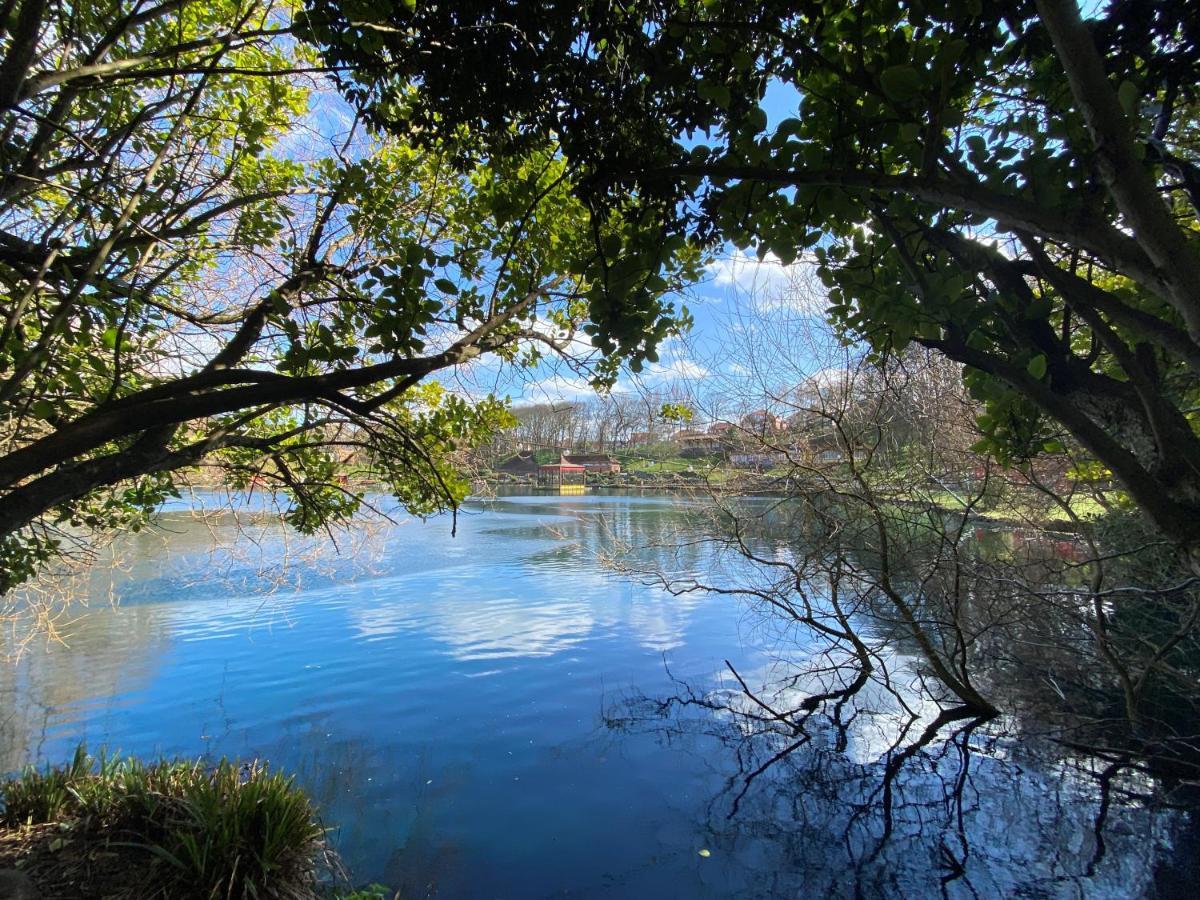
[2,0,1198,888]
[0,748,334,899]
[5,0,1200,588]
[0,0,698,595]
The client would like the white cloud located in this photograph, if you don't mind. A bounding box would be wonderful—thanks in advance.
[518,374,598,403]
[644,358,708,381]
[515,356,708,405]
[705,249,828,315]
[708,248,791,289]
[351,588,596,660]
[522,318,597,357]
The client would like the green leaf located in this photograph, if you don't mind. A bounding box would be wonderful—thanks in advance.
[879,65,923,103]
[1027,355,1048,379]
[31,399,56,420]
[697,80,732,108]
[1117,80,1139,117]
[434,278,459,294]
[774,118,804,142]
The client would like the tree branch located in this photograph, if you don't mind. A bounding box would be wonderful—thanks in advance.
[1035,0,1200,341]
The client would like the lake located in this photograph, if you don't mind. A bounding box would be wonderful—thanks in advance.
[0,491,1191,897]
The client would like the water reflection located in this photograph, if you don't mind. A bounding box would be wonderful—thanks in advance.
[0,601,172,771]
[608,673,1181,897]
[0,491,1192,896]
[346,567,599,659]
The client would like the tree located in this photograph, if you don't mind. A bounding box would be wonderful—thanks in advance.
[620,308,1200,772]
[300,0,1200,554]
[0,0,697,592]
[510,401,585,452]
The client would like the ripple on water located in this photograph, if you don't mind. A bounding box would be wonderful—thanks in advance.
[2,493,1184,898]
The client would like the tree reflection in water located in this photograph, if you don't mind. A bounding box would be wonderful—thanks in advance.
[599,487,1199,896]
[605,653,1185,897]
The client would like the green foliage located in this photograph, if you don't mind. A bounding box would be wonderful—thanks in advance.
[0,0,692,592]
[307,0,1200,546]
[657,403,695,424]
[1,747,326,899]
[335,887,394,900]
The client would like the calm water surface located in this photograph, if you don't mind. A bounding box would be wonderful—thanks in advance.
[0,492,1189,897]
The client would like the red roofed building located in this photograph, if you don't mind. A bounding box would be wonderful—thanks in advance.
[564,454,621,473]
[537,456,586,486]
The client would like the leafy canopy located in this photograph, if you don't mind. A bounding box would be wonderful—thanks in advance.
[0,0,697,592]
[301,0,1200,547]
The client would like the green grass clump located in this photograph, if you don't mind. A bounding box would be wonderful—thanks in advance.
[1,746,328,899]
[336,886,394,900]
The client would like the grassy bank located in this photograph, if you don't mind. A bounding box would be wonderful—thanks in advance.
[0,748,344,899]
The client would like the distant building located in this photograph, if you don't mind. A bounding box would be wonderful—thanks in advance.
[538,457,586,486]
[627,431,654,446]
[739,410,787,434]
[674,429,723,457]
[729,451,787,469]
[564,453,621,474]
[496,451,539,475]
[804,428,847,464]
[813,447,845,463]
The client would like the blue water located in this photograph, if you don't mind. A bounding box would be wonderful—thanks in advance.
[0,492,1187,897]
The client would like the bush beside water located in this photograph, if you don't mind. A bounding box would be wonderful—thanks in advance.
[0,747,339,899]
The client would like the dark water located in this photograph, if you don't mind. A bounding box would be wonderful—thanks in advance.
[0,492,1190,897]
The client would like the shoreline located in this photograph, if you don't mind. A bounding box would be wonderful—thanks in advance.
[475,475,1086,534]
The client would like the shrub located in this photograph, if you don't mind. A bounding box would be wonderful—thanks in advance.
[0,747,328,899]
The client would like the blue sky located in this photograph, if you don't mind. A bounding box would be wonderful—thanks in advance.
[458,240,841,418]
[294,74,836,417]
[456,78,844,416]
